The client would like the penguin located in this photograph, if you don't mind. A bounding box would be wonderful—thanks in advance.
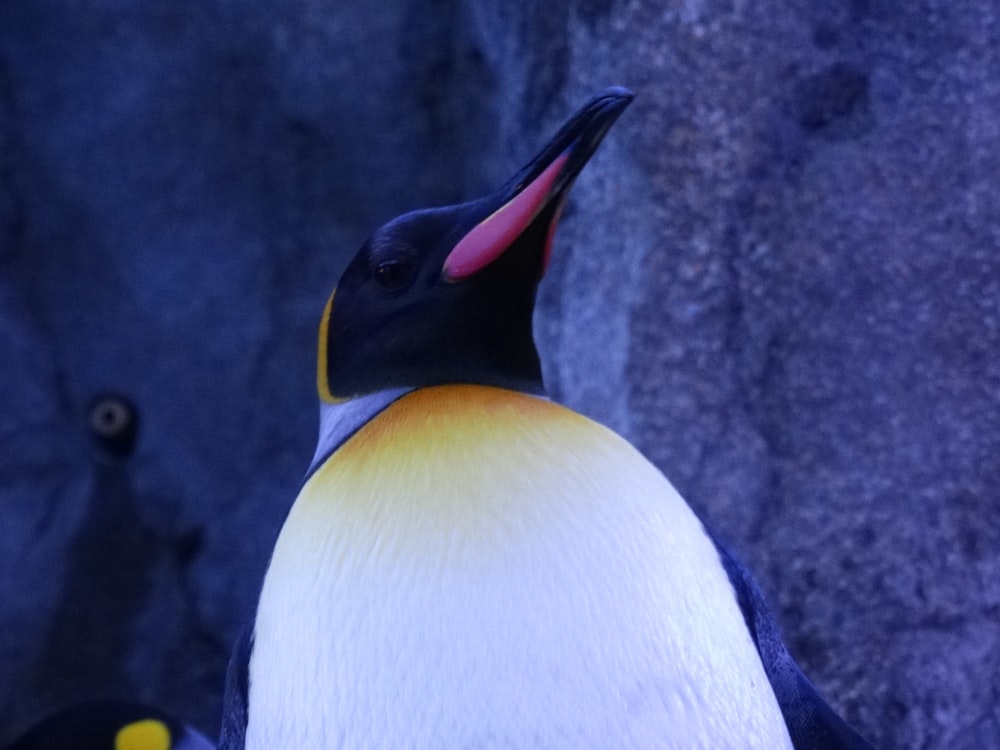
[220,87,876,749]
[4,700,214,750]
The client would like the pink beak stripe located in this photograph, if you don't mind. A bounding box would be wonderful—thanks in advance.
[443,151,570,281]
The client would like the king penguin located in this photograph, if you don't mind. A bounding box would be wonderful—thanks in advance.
[220,87,876,750]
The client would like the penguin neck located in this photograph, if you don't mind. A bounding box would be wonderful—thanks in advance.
[307,387,414,479]
[308,381,551,480]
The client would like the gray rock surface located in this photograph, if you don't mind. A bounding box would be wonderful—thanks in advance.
[2,1,998,747]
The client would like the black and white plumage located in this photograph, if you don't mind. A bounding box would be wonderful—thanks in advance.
[220,87,876,750]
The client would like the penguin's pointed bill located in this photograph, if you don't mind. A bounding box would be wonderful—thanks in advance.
[319,87,634,401]
[443,86,635,282]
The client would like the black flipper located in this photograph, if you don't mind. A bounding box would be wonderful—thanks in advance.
[711,535,877,750]
[218,624,253,750]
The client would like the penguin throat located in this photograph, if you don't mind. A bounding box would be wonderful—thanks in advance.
[307,388,414,479]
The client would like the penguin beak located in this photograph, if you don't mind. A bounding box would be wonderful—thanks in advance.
[442,86,634,282]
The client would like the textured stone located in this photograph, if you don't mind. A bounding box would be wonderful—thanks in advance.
[2,1,998,747]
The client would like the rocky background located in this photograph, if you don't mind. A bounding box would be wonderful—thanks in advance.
[1,1,998,748]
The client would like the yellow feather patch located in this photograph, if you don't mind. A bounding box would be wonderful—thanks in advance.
[289,385,604,550]
[114,719,171,750]
[316,289,341,403]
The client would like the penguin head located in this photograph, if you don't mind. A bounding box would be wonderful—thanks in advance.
[318,86,634,401]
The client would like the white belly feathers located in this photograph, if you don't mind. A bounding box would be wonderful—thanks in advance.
[246,385,793,750]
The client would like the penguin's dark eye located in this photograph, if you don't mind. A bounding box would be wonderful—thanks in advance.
[373,258,416,291]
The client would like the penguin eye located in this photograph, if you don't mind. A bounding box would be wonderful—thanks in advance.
[373,258,416,292]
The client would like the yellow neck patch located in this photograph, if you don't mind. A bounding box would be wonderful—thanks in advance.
[114,719,171,750]
[288,385,608,554]
[316,289,342,403]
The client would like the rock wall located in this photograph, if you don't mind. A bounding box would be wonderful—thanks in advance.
[2,1,998,747]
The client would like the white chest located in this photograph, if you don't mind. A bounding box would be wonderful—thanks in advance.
[246,387,792,749]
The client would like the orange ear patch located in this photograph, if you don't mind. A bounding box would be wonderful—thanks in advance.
[317,289,339,403]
